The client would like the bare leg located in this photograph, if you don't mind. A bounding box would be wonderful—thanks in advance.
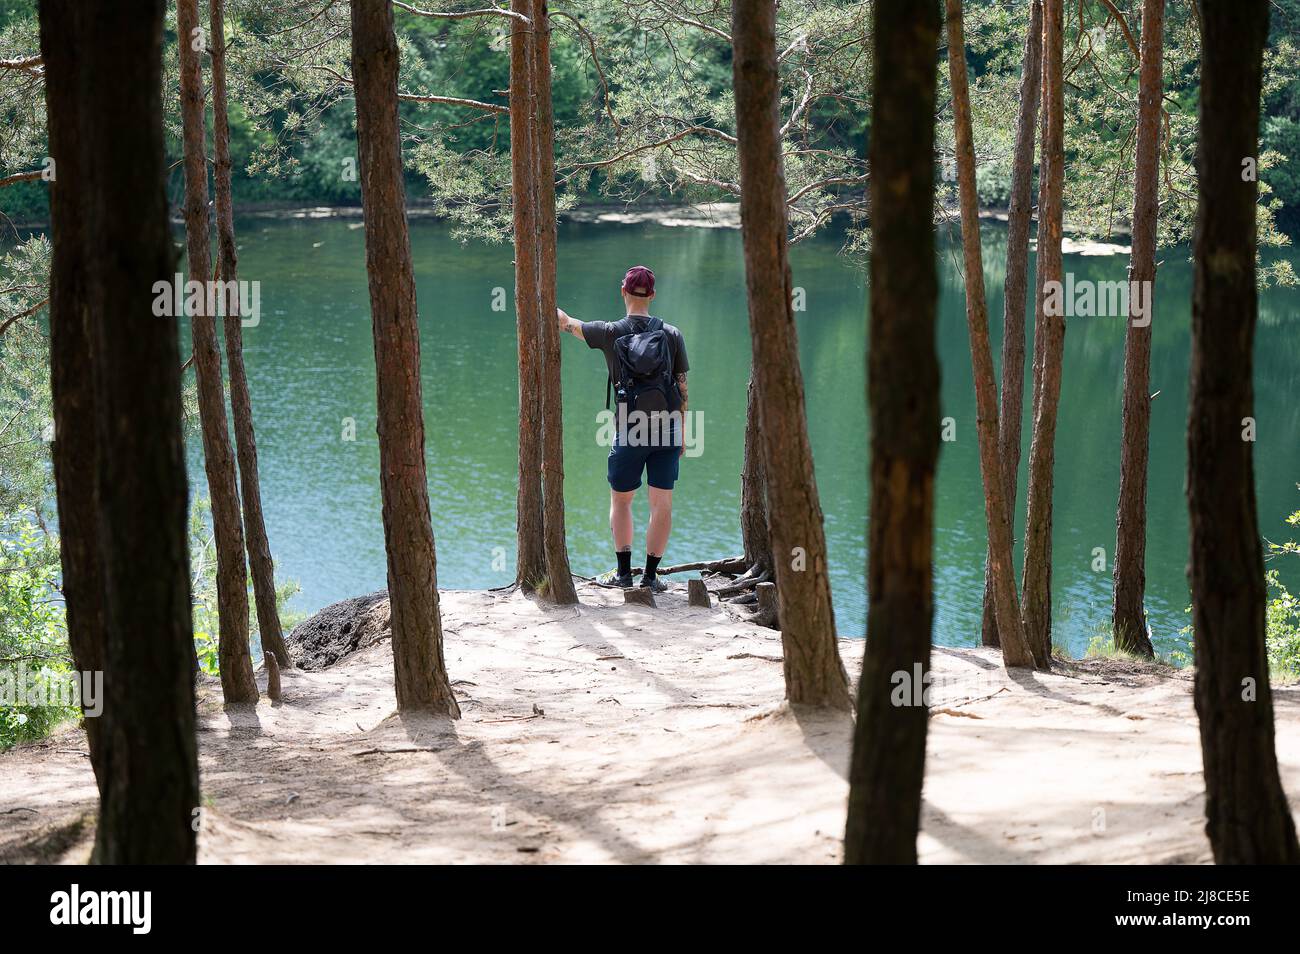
[610,489,634,552]
[646,486,673,557]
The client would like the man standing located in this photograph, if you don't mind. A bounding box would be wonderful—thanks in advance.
[558,266,689,590]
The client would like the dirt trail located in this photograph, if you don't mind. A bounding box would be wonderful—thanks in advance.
[3,582,1297,863]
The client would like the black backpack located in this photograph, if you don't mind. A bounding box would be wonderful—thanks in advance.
[607,316,680,413]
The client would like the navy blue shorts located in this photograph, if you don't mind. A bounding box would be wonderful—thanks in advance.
[608,434,680,492]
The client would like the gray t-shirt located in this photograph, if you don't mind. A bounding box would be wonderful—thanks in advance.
[581,315,690,386]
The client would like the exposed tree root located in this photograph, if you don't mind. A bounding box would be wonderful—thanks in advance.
[715,568,771,597]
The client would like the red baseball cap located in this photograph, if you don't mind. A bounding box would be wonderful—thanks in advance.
[622,265,655,297]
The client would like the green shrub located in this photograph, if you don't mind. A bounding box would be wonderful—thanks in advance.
[0,520,77,750]
[1266,571,1300,681]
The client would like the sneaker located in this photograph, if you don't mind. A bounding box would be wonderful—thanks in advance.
[640,574,668,593]
[598,570,635,588]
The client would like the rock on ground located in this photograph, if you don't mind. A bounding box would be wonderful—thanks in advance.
[286,590,390,671]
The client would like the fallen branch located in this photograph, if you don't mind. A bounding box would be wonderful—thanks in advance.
[666,702,752,710]
[941,686,1011,710]
[351,746,449,756]
[629,555,747,576]
[714,568,770,597]
[930,707,984,720]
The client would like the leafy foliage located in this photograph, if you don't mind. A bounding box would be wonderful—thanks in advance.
[189,497,303,676]
[0,519,76,750]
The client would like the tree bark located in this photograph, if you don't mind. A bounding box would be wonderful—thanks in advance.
[510,0,546,590]
[1189,0,1300,864]
[41,0,200,864]
[351,0,459,716]
[210,0,291,669]
[531,0,578,605]
[945,0,1035,669]
[1019,0,1063,667]
[980,0,1041,649]
[1111,0,1162,659]
[731,0,850,711]
[177,0,258,705]
[40,0,106,778]
[845,0,942,864]
[740,377,772,574]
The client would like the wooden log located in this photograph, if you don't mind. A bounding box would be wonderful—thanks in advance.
[266,650,282,703]
[751,581,779,629]
[624,588,656,608]
[628,556,748,577]
[688,578,711,608]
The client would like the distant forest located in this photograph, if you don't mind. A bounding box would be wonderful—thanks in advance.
[4,0,1300,243]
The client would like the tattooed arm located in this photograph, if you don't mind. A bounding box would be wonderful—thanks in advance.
[557,307,585,342]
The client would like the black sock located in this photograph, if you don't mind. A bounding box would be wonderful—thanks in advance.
[616,550,632,577]
[644,554,662,580]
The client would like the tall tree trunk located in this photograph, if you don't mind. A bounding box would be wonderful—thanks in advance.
[177,0,258,704]
[1019,0,1063,666]
[740,377,772,574]
[1111,0,1162,659]
[731,0,850,710]
[511,0,546,590]
[945,0,1035,669]
[42,0,200,864]
[531,0,578,605]
[1189,0,1300,864]
[210,0,291,669]
[980,0,1041,649]
[40,0,106,779]
[351,0,459,716]
[845,0,942,864]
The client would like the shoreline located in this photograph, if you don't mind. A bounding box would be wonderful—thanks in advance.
[7,198,1134,254]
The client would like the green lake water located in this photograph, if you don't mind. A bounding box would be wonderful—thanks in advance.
[206,214,1300,658]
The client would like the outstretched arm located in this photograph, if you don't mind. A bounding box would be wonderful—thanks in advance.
[557,307,585,342]
[676,372,688,457]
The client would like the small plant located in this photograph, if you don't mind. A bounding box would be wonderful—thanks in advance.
[1265,485,1300,681]
[188,496,302,677]
[1179,490,1300,680]
[0,520,78,750]
[1265,571,1300,682]
[1082,623,1142,662]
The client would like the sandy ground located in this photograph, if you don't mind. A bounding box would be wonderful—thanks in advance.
[3,581,1298,864]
